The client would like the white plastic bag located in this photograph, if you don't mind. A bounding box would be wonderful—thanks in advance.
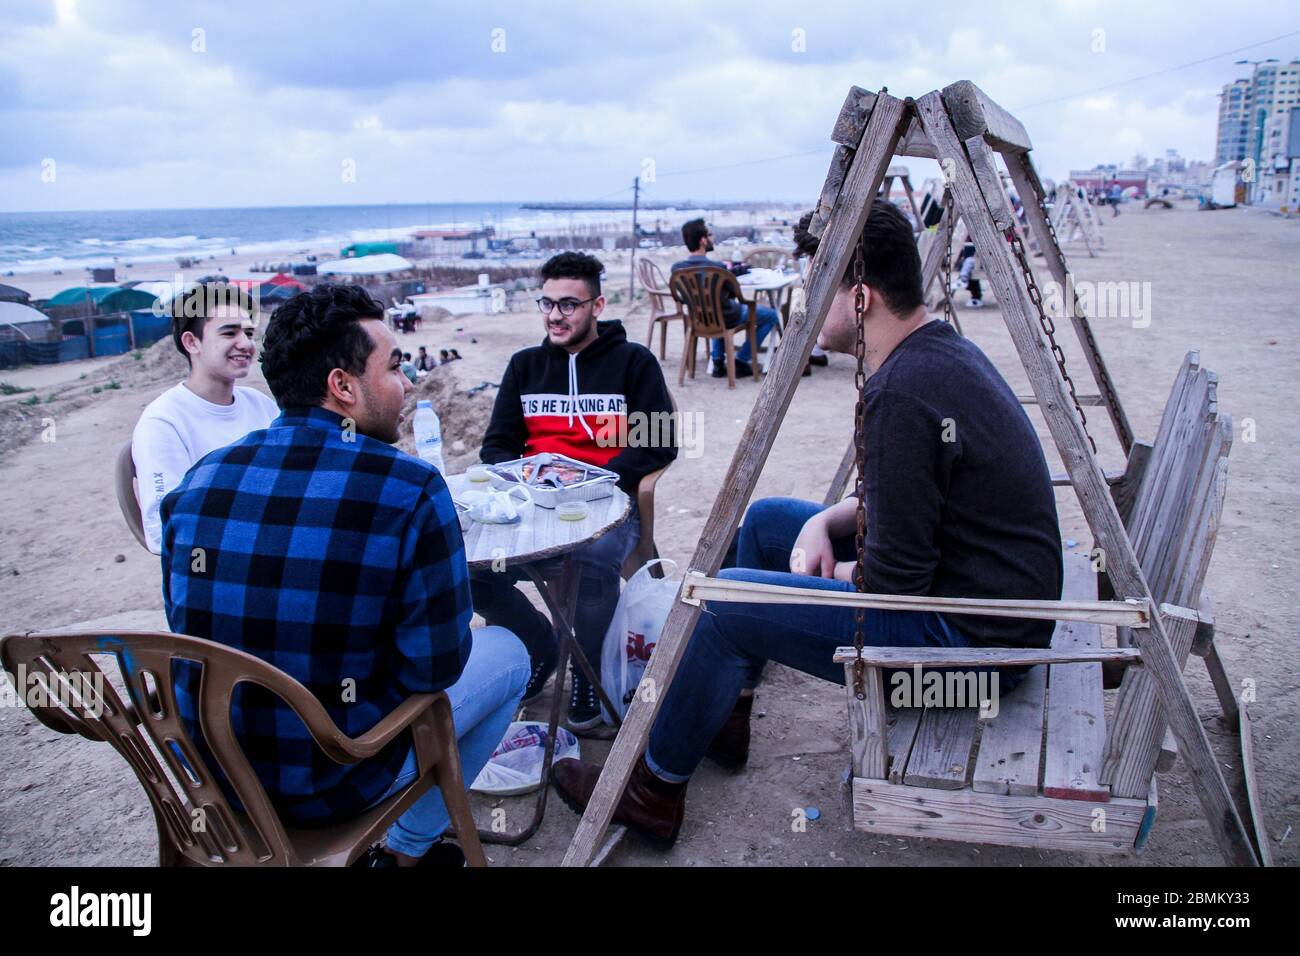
[600,559,680,725]
[470,721,580,796]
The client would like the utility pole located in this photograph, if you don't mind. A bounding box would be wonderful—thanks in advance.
[628,175,640,304]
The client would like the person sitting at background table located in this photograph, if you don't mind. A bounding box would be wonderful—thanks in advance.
[160,283,528,868]
[474,252,677,735]
[671,218,778,379]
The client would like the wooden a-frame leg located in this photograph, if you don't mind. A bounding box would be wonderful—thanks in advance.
[1202,642,1241,727]
[560,90,913,867]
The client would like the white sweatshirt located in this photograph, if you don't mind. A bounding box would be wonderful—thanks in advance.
[131,382,279,553]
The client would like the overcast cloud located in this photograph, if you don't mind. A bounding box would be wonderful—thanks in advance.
[1,0,1297,211]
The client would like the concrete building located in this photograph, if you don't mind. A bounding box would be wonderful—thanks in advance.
[1216,78,1252,164]
[1215,59,1300,200]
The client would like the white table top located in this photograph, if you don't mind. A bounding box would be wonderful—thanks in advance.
[446,472,632,570]
[738,269,801,293]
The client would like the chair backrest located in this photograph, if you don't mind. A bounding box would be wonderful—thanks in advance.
[622,388,679,581]
[636,257,669,294]
[669,265,740,337]
[637,258,677,314]
[1125,351,1231,610]
[742,245,786,270]
[116,441,150,551]
[0,629,440,866]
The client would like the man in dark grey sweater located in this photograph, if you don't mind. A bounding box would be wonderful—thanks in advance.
[553,200,1064,848]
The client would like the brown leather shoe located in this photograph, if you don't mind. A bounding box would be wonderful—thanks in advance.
[705,694,753,769]
[551,755,686,849]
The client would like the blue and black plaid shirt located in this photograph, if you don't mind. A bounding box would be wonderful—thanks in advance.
[160,406,472,825]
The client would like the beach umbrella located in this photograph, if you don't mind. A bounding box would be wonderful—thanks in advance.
[46,286,158,313]
[0,282,31,304]
[265,273,306,290]
[257,283,299,305]
[316,253,413,275]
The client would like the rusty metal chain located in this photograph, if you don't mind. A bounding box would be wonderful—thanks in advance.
[1006,227,1097,455]
[940,191,958,327]
[851,234,869,700]
[1038,191,1132,453]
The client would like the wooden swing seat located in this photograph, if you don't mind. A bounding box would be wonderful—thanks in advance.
[832,351,1232,856]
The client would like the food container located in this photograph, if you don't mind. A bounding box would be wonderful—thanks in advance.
[453,498,471,532]
[486,452,618,509]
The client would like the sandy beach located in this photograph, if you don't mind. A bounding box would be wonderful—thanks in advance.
[0,201,1296,868]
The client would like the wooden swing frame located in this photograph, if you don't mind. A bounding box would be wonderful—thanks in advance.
[561,82,1259,867]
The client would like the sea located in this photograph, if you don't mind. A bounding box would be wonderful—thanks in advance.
[0,202,715,275]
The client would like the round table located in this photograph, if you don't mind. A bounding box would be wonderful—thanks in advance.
[446,473,631,570]
[446,472,632,846]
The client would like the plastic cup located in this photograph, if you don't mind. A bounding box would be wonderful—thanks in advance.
[557,501,588,522]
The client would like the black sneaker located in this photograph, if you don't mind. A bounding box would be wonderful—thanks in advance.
[354,840,467,868]
[521,651,558,706]
[710,359,752,379]
[565,668,606,734]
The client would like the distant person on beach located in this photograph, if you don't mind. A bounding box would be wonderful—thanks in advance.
[160,283,527,868]
[439,349,451,364]
[475,252,677,735]
[400,351,418,383]
[550,202,1062,848]
[415,345,436,373]
[1108,182,1123,217]
[131,280,278,553]
[671,218,778,379]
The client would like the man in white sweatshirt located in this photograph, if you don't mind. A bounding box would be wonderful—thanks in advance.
[132,281,279,553]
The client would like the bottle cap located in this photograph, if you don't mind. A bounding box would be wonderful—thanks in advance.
[417,400,432,409]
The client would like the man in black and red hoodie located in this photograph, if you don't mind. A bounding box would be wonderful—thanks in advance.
[474,252,677,733]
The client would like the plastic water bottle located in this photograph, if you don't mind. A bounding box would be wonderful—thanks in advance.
[412,400,446,473]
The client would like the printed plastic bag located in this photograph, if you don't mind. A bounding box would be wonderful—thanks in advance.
[470,721,580,796]
[600,559,680,725]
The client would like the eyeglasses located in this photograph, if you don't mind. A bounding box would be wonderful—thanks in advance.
[536,296,597,317]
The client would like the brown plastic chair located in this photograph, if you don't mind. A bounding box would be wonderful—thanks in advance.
[669,265,761,388]
[116,441,150,551]
[620,390,678,581]
[635,258,686,360]
[0,629,487,867]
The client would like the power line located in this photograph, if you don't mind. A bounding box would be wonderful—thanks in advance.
[1013,27,1300,111]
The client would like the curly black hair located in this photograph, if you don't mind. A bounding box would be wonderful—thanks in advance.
[170,280,256,365]
[539,251,603,297]
[260,284,383,408]
[791,210,819,259]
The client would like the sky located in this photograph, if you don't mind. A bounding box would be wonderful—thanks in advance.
[1,0,1298,212]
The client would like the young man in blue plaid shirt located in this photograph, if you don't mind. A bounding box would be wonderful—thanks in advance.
[161,284,528,867]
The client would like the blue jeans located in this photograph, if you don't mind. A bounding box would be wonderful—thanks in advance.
[469,504,641,677]
[713,305,779,364]
[645,497,1012,782]
[375,625,529,856]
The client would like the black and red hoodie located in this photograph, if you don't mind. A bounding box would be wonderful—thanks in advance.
[480,320,677,493]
